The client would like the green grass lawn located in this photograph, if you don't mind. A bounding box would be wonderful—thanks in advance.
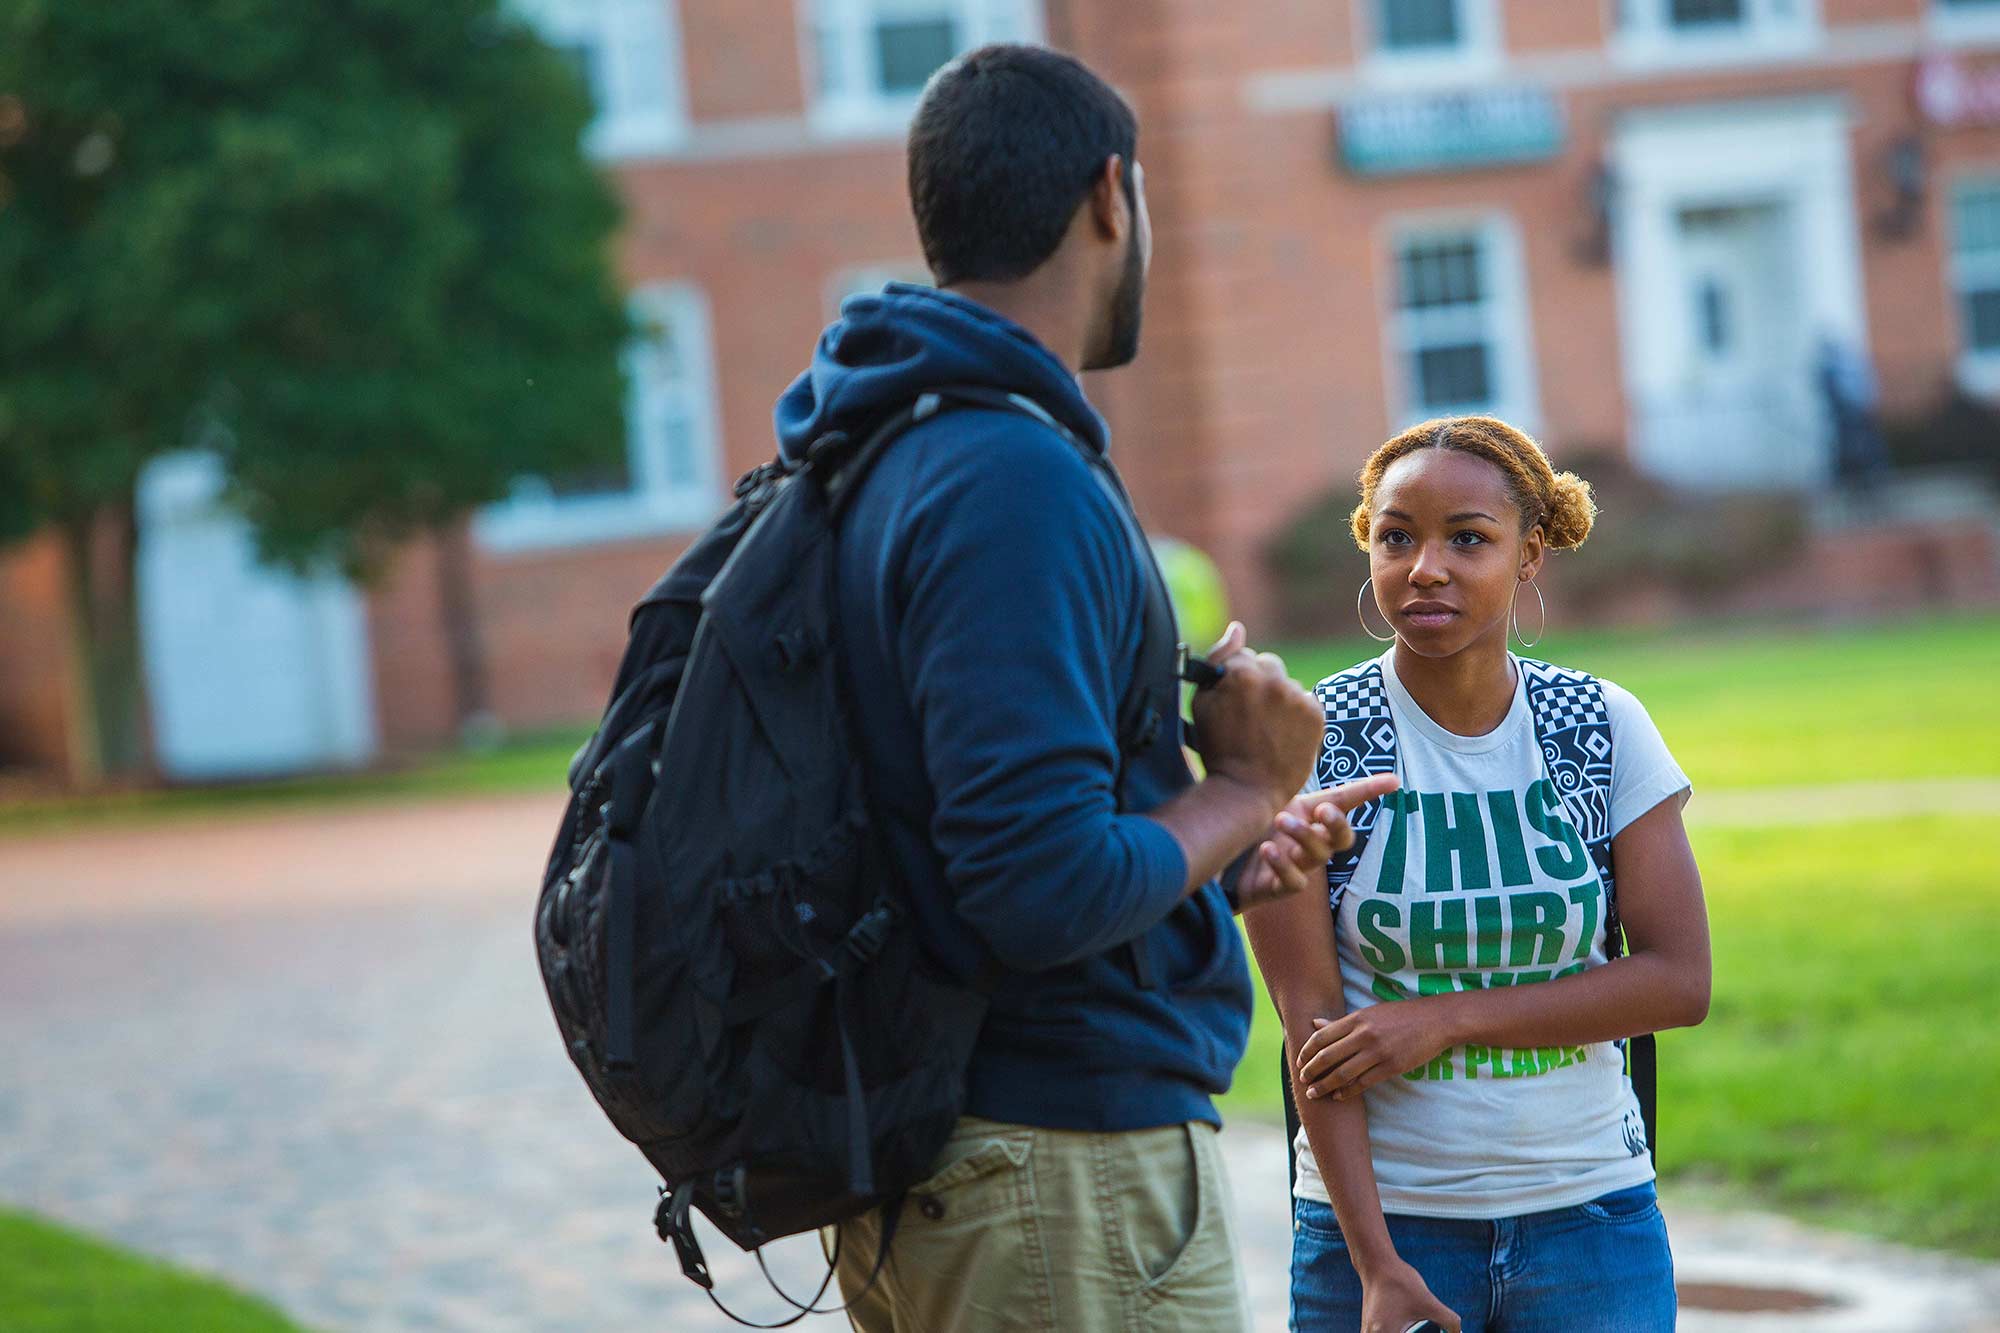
[4,614,1997,1261]
[0,1210,308,1332]
[4,613,1994,838]
[1279,613,2000,792]
[1219,812,2000,1258]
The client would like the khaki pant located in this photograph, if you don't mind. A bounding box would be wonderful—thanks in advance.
[824,1115,1251,1332]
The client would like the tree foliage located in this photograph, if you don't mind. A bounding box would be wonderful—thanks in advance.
[0,0,630,772]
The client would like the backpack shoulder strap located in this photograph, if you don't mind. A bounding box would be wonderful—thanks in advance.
[1519,657,1656,1158]
[1285,659,1397,1191]
[1519,658,1616,901]
[856,385,1181,778]
[904,388,1183,994]
[1312,660,1399,907]
[811,385,1180,990]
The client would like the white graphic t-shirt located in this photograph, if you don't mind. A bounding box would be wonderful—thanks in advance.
[1292,650,1691,1219]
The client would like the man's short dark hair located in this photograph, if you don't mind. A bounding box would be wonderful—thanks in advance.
[907,44,1138,286]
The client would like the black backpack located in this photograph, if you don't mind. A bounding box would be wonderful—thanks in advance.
[534,384,1191,1320]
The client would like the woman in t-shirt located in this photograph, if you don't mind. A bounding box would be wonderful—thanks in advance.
[1244,416,1710,1333]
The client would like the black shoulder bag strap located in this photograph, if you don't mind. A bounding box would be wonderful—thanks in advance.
[843,385,1203,992]
[1519,658,1655,1160]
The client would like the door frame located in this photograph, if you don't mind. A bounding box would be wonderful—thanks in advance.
[1609,95,1867,489]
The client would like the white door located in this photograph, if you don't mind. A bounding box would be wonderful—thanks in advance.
[137,453,377,780]
[1664,203,1816,484]
[1612,99,1863,491]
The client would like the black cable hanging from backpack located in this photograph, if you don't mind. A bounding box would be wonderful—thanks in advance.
[768,1196,904,1320]
[748,1199,906,1320]
[657,1186,905,1329]
[656,1186,815,1331]
[748,1230,841,1320]
[701,1270,823,1330]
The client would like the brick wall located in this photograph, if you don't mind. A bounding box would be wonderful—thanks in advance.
[0,535,78,775]
[1140,0,2000,629]
[7,0,1997,772]
[680,0,807,120]
[362,0,2000,748]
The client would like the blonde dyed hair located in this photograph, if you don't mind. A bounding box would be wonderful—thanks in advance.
[1349,416,1597,553]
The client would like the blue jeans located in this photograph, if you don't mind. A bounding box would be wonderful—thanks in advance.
[1289,1183,1675,1333]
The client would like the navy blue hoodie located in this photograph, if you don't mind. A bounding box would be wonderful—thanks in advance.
[775,284,1253,1131]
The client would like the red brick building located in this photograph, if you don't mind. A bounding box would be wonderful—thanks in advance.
[4,0,1998,781]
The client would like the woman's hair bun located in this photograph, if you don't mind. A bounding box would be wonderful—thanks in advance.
[1542,469,1596,551]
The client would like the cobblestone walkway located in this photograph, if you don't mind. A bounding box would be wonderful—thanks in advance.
[0,799,1300,1331]
[2,796,1996,1332]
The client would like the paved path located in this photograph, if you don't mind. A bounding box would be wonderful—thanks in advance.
[2,796,1997,1331]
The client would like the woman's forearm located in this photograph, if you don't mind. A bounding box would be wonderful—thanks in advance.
[1292,1044,1401,1278]
[1431,947,1709,1052]
[1244,865,1409,1281]
[1426,795,1716,1051]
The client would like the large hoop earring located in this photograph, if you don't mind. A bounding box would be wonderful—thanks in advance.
[1356,577,1395,643]
[1512,577,1546,651]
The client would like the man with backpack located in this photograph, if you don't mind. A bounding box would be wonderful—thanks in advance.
[778,44,1338,1329]
[537,39,1388,1332]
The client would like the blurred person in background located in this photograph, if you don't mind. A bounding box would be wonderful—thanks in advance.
[1247,418,1711,1333]
[776,43,1375,1330]
[1816,330,1893,490]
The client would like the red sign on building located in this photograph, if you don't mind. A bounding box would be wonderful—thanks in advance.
[1914,52,2000,128]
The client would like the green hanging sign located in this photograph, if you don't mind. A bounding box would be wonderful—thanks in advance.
[1340,87,1567,176]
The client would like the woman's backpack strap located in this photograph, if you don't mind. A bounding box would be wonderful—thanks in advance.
[1519,658,1656,1158]
[1311,661,1399,908]
[1519,659,1616,903]
[1284,660,1398,1192]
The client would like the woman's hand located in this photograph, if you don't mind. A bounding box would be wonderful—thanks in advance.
[1295,995,1460,1102]
[1361,1258,1461,1333]
[1232,776,1400,912]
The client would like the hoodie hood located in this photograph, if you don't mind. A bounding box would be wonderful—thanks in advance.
[774,283,1110,467]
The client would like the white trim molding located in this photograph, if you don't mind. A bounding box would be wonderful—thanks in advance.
[477,283,726,553]
[1929,0,2000,48]
[1379,211,1542,437]
[803,0,1042,138]
[1609,0,1820,71]
[511,0,690,158]
[1248,11,1926,115]
[1357,0,1505,88]
[1949,176,2000,396]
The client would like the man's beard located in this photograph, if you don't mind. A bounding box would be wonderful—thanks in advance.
[1083,232,1146,372]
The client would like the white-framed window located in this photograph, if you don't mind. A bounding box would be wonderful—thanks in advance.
[805,0,1042,136]
[1382,216,1539,431]
[1611,0,1817,65]
[1362,0,1501,81]
[513,0,686,157]
[1951,179,2000,394]
[826,261,933,317]
[477,284,723,553]
[1931,0,2000,44]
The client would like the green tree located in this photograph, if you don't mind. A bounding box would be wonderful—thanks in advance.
[0,0,628,778]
